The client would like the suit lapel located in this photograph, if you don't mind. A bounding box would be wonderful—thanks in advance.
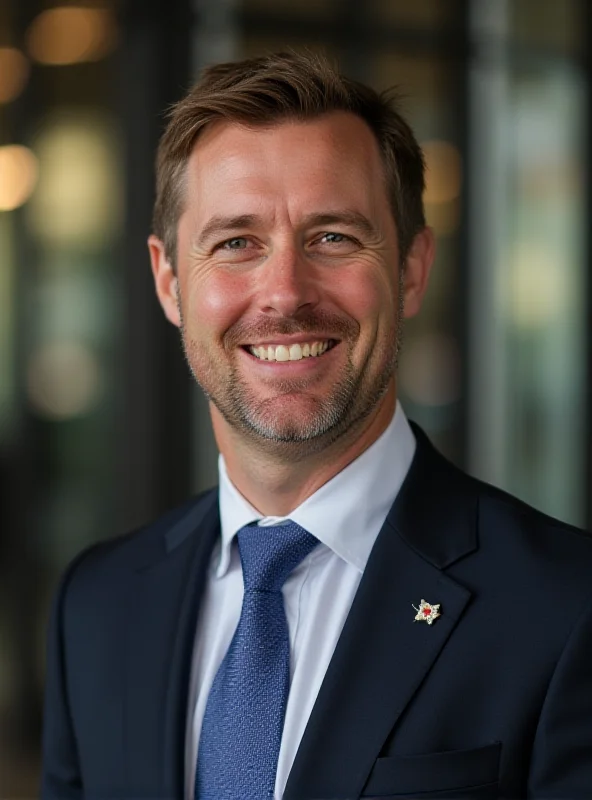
[123,491,220,798]
[285,428,478,799]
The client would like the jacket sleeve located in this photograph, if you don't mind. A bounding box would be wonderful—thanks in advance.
[40,554,89,799]
[528,593,592,797]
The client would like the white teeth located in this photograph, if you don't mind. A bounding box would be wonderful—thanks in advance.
[249,340,332,361]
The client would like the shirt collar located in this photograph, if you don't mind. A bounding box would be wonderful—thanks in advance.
[217,401,416,577]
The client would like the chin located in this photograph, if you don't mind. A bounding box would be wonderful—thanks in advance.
[240,398,356,449]
[245,412,334,444]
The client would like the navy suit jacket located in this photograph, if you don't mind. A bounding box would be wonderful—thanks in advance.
[41,426,592,798]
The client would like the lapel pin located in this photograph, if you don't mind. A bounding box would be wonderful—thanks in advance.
[412,599,441,626]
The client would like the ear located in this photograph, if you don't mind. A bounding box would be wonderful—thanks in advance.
[402,226,435,319]
[148,235,181,328]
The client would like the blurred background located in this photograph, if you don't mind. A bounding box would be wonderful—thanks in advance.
[0,0,591,792]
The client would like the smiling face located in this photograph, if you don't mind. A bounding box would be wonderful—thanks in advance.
[150,111,433,458]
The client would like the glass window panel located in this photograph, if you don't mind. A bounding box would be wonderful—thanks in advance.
[467,1,587,526]
[0,1,123,792]
[499,61,586,524]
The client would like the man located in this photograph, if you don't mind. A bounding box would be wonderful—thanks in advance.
[42,51,592,799]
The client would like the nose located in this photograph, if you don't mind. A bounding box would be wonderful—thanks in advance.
[257,244,320,318]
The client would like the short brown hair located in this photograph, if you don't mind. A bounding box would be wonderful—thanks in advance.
[153,50,426,267]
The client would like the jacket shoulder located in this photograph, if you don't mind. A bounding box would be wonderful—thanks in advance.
[410,423,592,584]
[461,465,592,588]
[58,488,218,599]
[473,471,591,548]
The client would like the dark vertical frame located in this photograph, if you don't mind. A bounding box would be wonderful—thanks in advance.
[457,0,472,471]
[117,0,194,533]
[3,0,48,751]
[583,0,592,531]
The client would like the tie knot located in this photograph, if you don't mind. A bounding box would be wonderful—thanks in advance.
[237,520,318,592]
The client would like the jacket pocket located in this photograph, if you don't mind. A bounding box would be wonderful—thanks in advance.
[361,741,502,798]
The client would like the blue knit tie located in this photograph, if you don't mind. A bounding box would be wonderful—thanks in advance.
[195,520,318,800]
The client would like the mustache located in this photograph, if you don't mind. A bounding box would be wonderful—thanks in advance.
[225,310,359,347]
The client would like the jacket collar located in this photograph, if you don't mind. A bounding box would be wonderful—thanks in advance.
[386,422,479,569]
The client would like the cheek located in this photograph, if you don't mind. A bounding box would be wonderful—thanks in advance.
[332,268,396,327]
[184,271,249,335]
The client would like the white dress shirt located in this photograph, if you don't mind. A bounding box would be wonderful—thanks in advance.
[185,401,416,799]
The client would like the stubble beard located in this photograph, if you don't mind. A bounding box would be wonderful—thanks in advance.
[178,280,405,458]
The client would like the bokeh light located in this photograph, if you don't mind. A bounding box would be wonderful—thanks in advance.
[508,243,564,328]
[28,113,122,248]
[26,6,117,66]
[0,145,39,211]
[27,340,103,419]
[0,47,30,104]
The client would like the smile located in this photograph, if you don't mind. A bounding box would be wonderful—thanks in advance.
[247,340,337,362]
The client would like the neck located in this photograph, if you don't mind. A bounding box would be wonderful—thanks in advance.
[212,384,397,516]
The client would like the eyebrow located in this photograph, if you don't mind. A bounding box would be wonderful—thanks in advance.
[300,211,379,239]
[193,214,260,250]
[192,209,380,249]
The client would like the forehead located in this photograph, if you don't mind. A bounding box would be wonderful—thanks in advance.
[183,112,389,214]
[192,111,382,162]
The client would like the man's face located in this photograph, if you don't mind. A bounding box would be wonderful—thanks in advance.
[151,112,432,453]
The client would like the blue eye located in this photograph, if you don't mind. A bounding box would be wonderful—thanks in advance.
[321,232,347,243]
[222,237,249,249]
